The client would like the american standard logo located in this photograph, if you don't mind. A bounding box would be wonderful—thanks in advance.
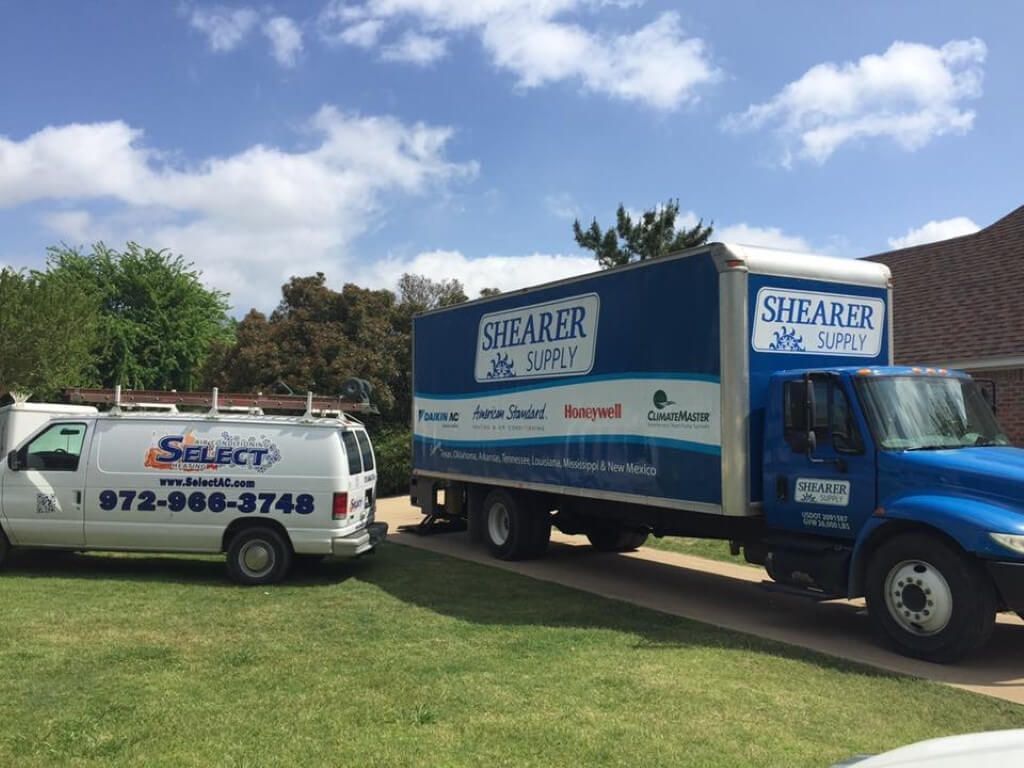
[795,478,850,507]
[472,403,547,421]
[475,293,599,383]
[564,403,622,421]
[752,287,885,358]
[647,389,711,426]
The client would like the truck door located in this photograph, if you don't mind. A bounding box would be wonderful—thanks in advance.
[764,375,875,539]
[0,421,89,547]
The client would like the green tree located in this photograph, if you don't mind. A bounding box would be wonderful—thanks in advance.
[396,273,468,313]
[573,200,713,269]
[45,243,233,390]
[479,287,502,298]
[0,268,100,398]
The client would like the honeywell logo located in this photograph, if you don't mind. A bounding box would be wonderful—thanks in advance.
[564,403,622,421]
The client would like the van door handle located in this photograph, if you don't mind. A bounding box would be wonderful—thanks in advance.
[74,491,82,505]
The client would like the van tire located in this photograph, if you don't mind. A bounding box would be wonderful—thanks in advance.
[865,533,996,663]
[587,524,648,553]
[0,528,9,568]
[482,489,544,561]
[226,526,293,586]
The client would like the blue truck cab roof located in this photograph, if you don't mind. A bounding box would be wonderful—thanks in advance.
[772,365,973,380]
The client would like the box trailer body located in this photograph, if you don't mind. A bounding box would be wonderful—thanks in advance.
[412,243,890,518]
[411,242,1024,664]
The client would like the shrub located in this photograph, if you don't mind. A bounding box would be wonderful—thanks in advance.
[372,428,412,497]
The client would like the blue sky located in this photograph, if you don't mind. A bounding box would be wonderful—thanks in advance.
[1,1,1021,313]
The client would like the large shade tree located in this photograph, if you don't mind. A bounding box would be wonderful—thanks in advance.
[573,200,713,269]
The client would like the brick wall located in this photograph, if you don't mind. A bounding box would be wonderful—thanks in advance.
[968,367,1024,445]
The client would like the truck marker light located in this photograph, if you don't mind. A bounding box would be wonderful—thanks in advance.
[989,533,1024,556]
[873,507,886,517]
[332,492,349,520]
[857,368,872,376]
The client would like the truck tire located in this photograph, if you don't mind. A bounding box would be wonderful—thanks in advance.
[482,489,546,560]
[865,533,996,663]
[226,526,293,586]
[587,524,649,553]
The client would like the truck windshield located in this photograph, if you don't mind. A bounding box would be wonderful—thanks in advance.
[855,375,1009,451]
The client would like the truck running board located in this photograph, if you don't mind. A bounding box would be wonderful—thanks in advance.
[759,580,843,602]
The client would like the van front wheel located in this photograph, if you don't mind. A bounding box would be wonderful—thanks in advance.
[226,527,292,585]
[0,529,9,569]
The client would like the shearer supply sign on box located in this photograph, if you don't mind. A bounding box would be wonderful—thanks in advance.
[752,287,885,358]
[475,293,600,383]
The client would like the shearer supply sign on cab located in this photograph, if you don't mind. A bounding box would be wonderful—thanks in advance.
[475,293,600,382]
[752,287,885,358]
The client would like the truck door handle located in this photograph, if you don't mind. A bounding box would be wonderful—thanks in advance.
[776,475,788,501]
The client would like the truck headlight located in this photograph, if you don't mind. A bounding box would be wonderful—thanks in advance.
[989,532,1024,556]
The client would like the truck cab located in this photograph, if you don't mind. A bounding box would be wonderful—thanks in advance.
[761,365,1024,661]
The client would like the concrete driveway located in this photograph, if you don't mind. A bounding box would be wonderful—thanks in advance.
[376,496,1024,705]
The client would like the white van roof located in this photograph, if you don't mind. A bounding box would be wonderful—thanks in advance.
[1,402,98,415]
[82,412,365,430]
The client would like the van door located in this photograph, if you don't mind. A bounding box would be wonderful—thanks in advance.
[340,429,376,525]
[0,421,90,546]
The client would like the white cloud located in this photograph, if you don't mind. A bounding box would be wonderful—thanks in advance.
[716,223,810,252]
[189,5,261,52]
[353,249,597,297]
[381,31,447,65]
[41,210,94,242]
[726,38,986,165]
[325,2,720,109]
[887,216,980,249]
[544,192,580,221]
[0,110,477,311]
[263,16,304,67]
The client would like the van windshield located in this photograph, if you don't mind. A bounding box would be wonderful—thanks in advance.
[855,375,1009,451]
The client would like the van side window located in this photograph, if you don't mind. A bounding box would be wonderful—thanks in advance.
[24,423,87,471]
[340,431,363,475]
[354,431,374,471]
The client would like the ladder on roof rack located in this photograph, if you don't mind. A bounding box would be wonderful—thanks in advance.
[63,387,379,416]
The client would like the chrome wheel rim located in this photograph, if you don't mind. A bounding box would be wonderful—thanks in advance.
[884,559,953,636]
[487,503,511,546]
[239,540,275,578]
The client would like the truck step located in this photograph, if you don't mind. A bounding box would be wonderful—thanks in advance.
[759,580,842,602]
[397,512,467,536]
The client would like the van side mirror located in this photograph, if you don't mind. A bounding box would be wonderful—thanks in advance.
[7,450,22,471]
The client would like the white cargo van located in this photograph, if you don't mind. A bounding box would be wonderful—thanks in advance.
[0,402,386,584]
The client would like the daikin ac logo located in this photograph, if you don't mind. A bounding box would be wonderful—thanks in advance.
[752,287,885,358]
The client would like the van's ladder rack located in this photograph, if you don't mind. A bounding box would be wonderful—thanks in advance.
[64,387,378,416]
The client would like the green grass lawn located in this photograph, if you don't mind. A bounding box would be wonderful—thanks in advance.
[644,534,752,565]
[0,544,1021,767]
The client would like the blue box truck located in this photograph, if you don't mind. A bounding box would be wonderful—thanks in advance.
[410,243,1024,662]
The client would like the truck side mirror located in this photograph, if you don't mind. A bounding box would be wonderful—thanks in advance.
[7,449,22,471]
[804,373,817,456]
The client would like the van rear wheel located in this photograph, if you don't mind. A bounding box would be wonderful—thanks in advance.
[226,526,292,585]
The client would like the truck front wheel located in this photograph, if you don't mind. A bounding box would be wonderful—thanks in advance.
[482,489,548,560]
[865,533,996,663]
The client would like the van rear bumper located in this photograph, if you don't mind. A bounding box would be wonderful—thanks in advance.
[986,561,1024,612]
[331,522,388,558]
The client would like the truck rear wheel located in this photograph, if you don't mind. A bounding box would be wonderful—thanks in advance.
[482,489,548,560]
[226,526,293,586]
[587,524,648,553]
[865,533,996,663]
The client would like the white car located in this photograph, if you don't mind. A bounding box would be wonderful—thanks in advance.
[833,729,1024,767]
[0,402,385,584]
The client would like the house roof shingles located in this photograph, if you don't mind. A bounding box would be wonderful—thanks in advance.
[864,205,1024,365]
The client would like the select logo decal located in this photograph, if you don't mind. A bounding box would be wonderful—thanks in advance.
[145,430,281,474]
[795,478,850,507]
[752,287,885,358]
[475,293,599,382]
[648,389,711,425]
